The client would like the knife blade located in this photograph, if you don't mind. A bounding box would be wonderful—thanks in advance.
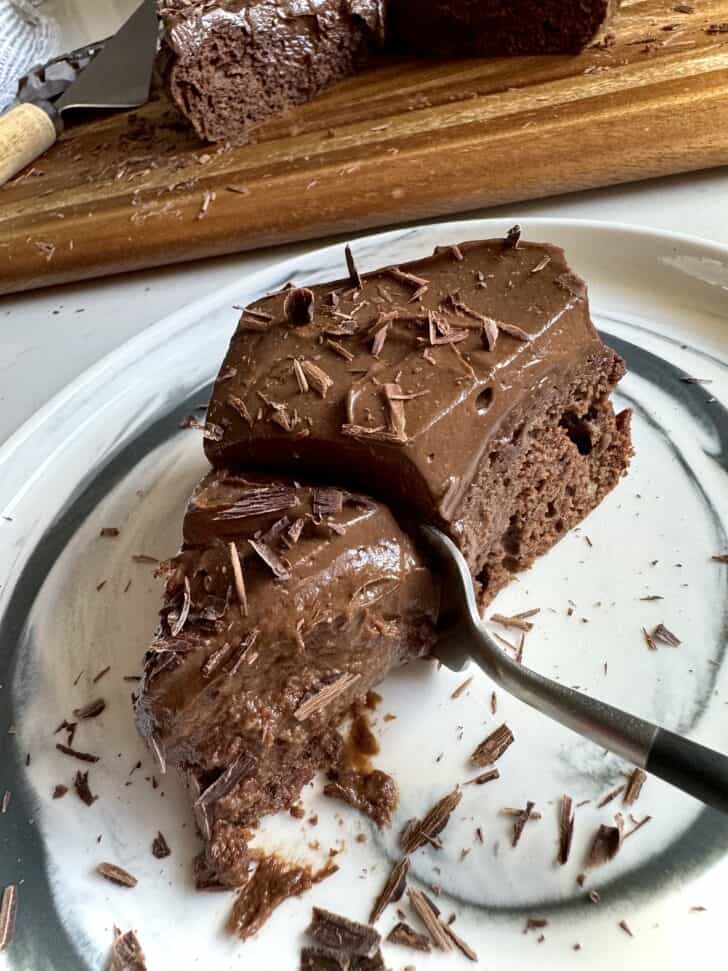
[0,0,159,187]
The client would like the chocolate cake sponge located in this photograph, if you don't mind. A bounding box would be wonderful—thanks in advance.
[205,234,632,606]
[390,0,620,57]
[136,471,437,886]
[159,0,385,144]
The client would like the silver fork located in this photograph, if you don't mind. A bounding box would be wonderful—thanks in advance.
[421,526,728,814]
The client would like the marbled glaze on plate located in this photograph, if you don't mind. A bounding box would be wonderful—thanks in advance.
[1,219,727,971]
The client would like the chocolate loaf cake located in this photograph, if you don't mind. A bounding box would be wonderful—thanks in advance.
[136,470,437,886]
[390,0,619,57]
[136,231,631,895]
[158,0,386,144]
[205,233,632,606]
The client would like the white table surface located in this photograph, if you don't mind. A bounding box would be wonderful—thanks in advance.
[1,159,727,451]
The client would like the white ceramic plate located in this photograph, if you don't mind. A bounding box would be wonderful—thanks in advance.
[1,218,727,971]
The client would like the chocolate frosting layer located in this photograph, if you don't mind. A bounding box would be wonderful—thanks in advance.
[205,235,600,524]
[136,470,437,778]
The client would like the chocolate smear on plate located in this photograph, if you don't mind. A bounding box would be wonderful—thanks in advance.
[470,723,514,766]
[369,857,409,923]
[97,863,138,888]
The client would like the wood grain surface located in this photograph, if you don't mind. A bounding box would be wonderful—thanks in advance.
[1,0,727,295]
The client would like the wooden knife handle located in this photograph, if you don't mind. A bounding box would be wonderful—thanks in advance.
[0,104,57,186]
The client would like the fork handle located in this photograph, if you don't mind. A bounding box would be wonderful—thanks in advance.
[471,631,728,814]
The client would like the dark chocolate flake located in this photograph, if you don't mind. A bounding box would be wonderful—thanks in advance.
[52,784,68,799]
[300,945,349,970]
[387,920,432,952]
[226,393,253,425]
[100,527,120,537]
[74,770,98,806]
[308,907,381,958]
[56,743,99,764]
[248,538,291,581]
[618,919,634,937]
[97,863,138,888]
[72,698,106,720]
[511,801,536,847]
[284,287,315,325]
[301,360,334,398]
[152,831,171,859]
[369,857,409,923]
[471,723,514,766]
[407,887,452,951]
[400,786,462,854]
[295,673,361,721]
[109,928,147,971]
[504,225,522,248]
[0,885,18,953]
[214,483,298,520]
[195,752,256,807]
[558,794,575,865]
[597,784,626,808]
[588,816,624,866]
[623,768,647,805]
[345,244,363,290]
[464,768,500,786]
[652,623,681,647]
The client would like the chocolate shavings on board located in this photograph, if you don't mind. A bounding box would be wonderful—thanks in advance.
[387,920,432,952]
[109,928,147,971]
[558,794,575,864]
[308,907,381,957]
[399,786,462,854]
[369,857,409,923]
[470,723,514,766]
[295,673,361,721]
[97,863,138,888]
[74,771,97,806]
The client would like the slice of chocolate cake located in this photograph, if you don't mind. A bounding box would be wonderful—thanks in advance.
[391,0,619,57]
[158,0,386,145]
[135,471,437,886]
[204,232,632,607]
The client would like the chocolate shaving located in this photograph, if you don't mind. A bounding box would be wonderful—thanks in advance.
[386,267,430,299]
[387,921,432,952]
[496,321,532,342]
[400,786,462,854]
[201,641,235,678]
[52,784,68,799]
[308,907,381,958]
[524,917,548,932]
[407,887,452,951]
[597,784,626,808]
[293,359,310,392]
[284,287,315,325]
[481,316,499,351]
[342,424,410,445]
[72,698,106,720]
[345,244,363,290]
[0,885,16,953]
[132,554,159,564]
[383,383,407,439]
[149,734,166,775]
[623,768,647,805]
[55,743,99,763]
[228,541,249,615]
[652,623,681,646]
[642,627,657,650]
[326,338,355,362]
[196,752,256,808]
[226,393,253,425]
[511,801,536,847]
[558,794,575,864]
[711,553,728,563]
[295,673,361,721]
[74,770,97,806]
[214,483,298,520]
[504,225,521,248]
[152,832,171,859]
[170,576,191,637]
[490,691,497,714]
[451,677,473,699]
[369,857,409,923]
[313,488,344,520]
[624,814,652,839]
[464,768,499,786]
[97,863,138,888]
[490,612,534,632]
[1,791,9,814]
[301,360,334,398]
[588,815,624,866]
[371,321,390,358]
[470,723,514,766]
[100,527,120,537]
[618,919,633,937]
[248,538,290,581]
[300,945,349,970]
[531,255,552,273]
[93,665,111,683]
[109,928,147,971]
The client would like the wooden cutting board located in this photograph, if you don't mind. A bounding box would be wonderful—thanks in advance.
[1,0,728,295]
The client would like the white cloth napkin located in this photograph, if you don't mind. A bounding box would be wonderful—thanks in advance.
[0,0,61,111]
